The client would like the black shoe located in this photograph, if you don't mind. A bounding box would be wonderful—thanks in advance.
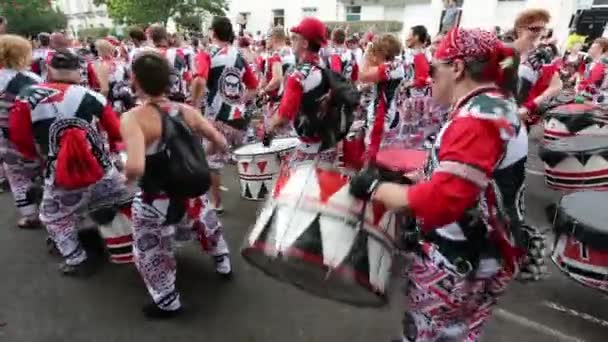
[142,302,182,319]
[59,258,98,277]
[46,237,60,256]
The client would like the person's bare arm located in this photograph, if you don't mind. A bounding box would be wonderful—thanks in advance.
[119,111,146,182]
[180,105,228,151]
[95,62,110,97]
[190,77,206,109]
[264,61,283,93]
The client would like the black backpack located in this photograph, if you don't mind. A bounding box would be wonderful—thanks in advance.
[294,67,360,151]
[148,103,211,198]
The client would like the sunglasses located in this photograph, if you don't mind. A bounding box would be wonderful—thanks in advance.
[429,60,453,78]
[527,26,546,33]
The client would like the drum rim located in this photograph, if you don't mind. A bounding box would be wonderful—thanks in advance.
[554,191,608,248]
[233,137,300,156]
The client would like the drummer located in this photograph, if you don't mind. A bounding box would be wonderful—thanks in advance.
[350,28,526,341]
[265,17,342,164]
[576,37,608,105]
[259,27,295,137]
[358,34,405,158]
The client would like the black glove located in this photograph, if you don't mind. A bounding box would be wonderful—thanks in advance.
[262,131,274,147]
[526,46,552,71]
[349,167,382,201]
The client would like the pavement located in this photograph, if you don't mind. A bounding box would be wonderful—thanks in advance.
[1,137,608,342]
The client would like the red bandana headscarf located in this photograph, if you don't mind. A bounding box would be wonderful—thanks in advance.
[434,28,516,87]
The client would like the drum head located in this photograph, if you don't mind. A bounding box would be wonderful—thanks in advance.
[234,137,299,156]
[555,191,608,248]
[376,149,427,173]
[549,103,598,116]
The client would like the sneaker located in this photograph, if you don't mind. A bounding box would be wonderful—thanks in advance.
[142,302,183,319]
[59,258,98,277]
[214,254,232,278]
[212,204,225,214]
[219,185,229,192]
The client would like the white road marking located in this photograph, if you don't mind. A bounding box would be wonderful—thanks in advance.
[525,168,545,176]
[495,309,586,342]
[543,301,608,328]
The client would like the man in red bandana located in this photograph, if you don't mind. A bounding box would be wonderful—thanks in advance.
[350,28,527,342]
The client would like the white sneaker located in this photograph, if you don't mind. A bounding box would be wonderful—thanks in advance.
[219,185,229,192]
[214,254,232,277]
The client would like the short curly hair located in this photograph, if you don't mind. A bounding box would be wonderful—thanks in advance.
[0,34,32,70]
[370,34,402,61]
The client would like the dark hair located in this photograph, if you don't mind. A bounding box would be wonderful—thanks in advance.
[128,27,146,42]
[411,25,429,45]
[307,41,321,53]
[38,33,50,47]
[466,46,520,95]
[211,16,235,43]
[132,52,171,96]
[0,16,6,25]
[149,25,168,45]
[332,28,346,45]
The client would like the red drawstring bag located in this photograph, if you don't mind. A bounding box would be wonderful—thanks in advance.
[54,128,104,189]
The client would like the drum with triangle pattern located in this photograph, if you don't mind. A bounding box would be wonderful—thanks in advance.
[241,162,397,307]
[543,103,608,141]
[539,136,608,191]
[233,138,299,200]
[551,191,608,293]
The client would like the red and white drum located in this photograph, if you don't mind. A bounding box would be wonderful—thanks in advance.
[97,205,134,264]
[241,162,397,307]
[338,120,366,170]
[552,191,608,293]
[543,103,608,141]
[233,137,299,200]
[376,148,427,174]
[539,136,608,191]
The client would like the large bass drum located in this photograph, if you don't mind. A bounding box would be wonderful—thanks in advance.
[241,162,397,307]
[552,191,608,293]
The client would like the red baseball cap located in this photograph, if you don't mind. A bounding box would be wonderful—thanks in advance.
[291,17,327,45]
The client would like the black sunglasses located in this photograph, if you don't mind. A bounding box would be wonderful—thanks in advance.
[527,26,546,33]
[429,60,453,78]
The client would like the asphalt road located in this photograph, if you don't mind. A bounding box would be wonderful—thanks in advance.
[1,137,607,342]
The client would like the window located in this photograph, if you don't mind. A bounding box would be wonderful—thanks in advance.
[272,9,285,27]
[346,6,361,22]
[302,7,318,17]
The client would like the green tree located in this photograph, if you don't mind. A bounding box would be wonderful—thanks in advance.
[94,0,227,27]
[0,0,67,37]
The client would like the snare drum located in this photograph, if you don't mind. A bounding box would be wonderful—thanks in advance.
[97,205,134,264]
[233,138,299,200]
[241,163,397,307]
[552,191,608,293]
[376,148,427,174]
[539,136,608,191]
[543,103,608,141]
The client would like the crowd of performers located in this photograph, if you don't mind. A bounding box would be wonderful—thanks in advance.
[2,6,608,341]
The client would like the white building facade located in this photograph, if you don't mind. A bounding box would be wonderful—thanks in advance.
[53,0,114,36]
[226,0,585,43]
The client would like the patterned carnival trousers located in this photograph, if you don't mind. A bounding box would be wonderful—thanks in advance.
[132,193,229,311]
[400,245,515,342]
[0,135,43,219]
[40,167,132,265]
